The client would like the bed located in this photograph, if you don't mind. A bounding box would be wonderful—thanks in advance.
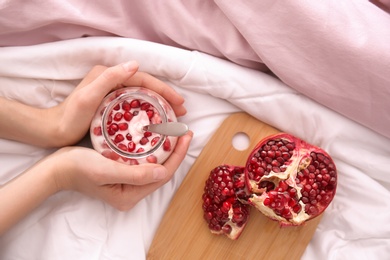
[0,1,389,259]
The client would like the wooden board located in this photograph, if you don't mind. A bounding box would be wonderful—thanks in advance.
[148,112,321,260]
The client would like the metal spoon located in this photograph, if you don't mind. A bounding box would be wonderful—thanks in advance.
[143,122,189,136]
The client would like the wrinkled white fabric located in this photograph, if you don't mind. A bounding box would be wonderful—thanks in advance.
[0,37,389,260]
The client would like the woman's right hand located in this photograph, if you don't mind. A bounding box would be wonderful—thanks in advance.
[52,130,193,210]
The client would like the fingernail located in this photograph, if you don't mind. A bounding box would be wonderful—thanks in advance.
[153,167,167,181]
[122,60,139,72]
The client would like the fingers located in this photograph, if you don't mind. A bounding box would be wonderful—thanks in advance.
[75,65,108,90]
[75,62,186,117]
[85,61,139,101]
[107,163,168,186]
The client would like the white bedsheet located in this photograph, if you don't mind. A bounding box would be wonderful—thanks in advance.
[0,37,389,260]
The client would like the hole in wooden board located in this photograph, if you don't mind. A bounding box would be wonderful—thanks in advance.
[232,132,250,151]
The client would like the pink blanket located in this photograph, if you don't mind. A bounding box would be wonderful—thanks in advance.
[1,1,389,139]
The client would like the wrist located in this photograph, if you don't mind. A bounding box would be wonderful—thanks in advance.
[48,148,78,192]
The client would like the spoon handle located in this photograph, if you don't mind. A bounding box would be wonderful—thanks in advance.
[143,122,189,136]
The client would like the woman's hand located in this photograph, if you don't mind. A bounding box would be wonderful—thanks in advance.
[52,131,193,211]
[49,61,187,147]
[0,130,193,235]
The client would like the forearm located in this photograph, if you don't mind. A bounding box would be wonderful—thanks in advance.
[0,96,56,147]
[0,156,59,235]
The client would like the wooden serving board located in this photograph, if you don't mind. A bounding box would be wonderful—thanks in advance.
[148,113,321,260]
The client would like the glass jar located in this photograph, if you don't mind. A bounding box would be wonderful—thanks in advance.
[90,87,178,165]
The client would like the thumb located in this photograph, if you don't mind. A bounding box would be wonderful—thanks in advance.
[86,61,139,101]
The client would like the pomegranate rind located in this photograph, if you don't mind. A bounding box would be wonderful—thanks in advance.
[202,165,250,240]
[244,133,337,226]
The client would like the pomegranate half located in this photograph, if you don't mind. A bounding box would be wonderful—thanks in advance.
[245,133,337,226]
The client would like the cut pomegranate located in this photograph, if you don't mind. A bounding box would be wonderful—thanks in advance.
[202,133,337,239]
[202,165,251,240]
[245,133,337,226]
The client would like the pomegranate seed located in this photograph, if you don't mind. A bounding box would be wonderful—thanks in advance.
[117,143,127,151]
[128,141,136,152]
[113,104,120,111]
[163,138,171,151]
[113,112,123,121]
[107,115,113,124]
[130,99,140,108]
[151,136,160,146]
[128,159,139,165]
[126,133,132,141]
[140,137,149,145]
[277,181,288,192]
[124,111,133,121]
[140,102,151,110]
[114,134,124,143]
[144,131,152,137]
[93,126,102,136]
[146,155,157,163]
[122,100,131,111]
[118,123,128,130]
[107,123,119,135]
[136,147,144,153]
[146,109,154,119]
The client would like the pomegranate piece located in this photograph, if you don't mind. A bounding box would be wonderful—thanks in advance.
[202,165,250,240]
[245,133,337,226]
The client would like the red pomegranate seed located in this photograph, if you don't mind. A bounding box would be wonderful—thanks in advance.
[113,112,123,121]
[123,111,133,121]
[146,155,157,163]
[114,134,124,143]
[128,141,136,152]
[107,123,119,135]
[117,143,127,151]
[140,137,149,145]
[144,131,152,137]
[93,126,102,136]
[122,100,131,111]
[130,99,140,108]
[146,109,154,119]
[107,115,113,125]
[140,102,151,110]
[113,104,120,111]
[163,138,171,151]
[126,133,132,141]
[151,136,160,146]
[118,123,128,131]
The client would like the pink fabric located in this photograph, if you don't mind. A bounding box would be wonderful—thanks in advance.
[0,0,389,138]
[215,0,390,138]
